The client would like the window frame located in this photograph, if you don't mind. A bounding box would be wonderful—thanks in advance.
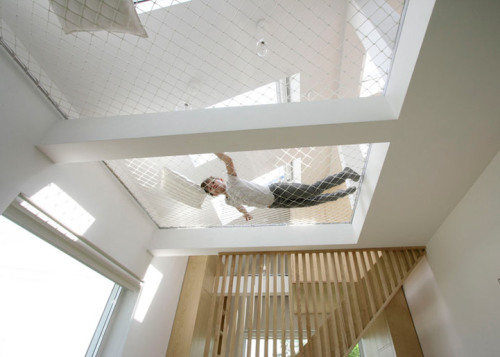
[4,195,142,290]
[2,195,143,356]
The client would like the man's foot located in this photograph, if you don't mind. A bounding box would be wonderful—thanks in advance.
[345,186,357,195]
[343,167,361,182]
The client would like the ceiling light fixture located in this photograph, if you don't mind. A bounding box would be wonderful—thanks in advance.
[175,102,192,111]
[256,39,269,57]
[175,79,198,111]
[256,19,269,58]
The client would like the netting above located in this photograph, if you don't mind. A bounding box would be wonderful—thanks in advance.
[105,144,370,228]
[1,0,406,119]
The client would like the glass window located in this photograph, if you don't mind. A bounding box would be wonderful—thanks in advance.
[0,215,120,357]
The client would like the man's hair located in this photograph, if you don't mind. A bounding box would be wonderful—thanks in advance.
[201,176,218,196]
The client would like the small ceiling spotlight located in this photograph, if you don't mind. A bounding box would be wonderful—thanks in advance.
[256,39,269,57]
[175,79,199,111]
[175,101,192,111]
[255,19,269,58]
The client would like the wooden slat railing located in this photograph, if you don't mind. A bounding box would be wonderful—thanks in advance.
[204,248,425,357]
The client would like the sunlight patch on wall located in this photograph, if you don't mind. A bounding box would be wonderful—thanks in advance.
[134,264,163,323]
[29,183,95,236]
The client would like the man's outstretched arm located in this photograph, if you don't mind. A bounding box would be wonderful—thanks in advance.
[216,153,252,221]
[236,205,253,221]
[215,152,237,176]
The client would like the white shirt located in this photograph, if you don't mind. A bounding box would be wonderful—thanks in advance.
[225,175,274,208]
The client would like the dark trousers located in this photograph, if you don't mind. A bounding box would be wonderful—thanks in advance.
[268,170,357,208]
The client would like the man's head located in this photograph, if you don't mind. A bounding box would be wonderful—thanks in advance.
[201,176,226,196]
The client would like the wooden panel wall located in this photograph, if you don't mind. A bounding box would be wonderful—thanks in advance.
[202,248,425,357]
[166,255,218,357]
[359,288,424,357]
[384,289,424,357]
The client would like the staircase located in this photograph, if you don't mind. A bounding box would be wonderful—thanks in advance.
[203,248,426,357]
[292,249,426,357]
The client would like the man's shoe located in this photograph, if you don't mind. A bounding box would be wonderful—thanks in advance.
[343,167,361,182]
[345,186,357,194]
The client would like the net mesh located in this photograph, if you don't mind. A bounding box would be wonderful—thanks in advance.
[1,0,402,228]
[0,0,406,119]
[105,144,370,228]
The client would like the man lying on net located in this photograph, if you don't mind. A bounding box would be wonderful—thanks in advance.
[201,153,360,221]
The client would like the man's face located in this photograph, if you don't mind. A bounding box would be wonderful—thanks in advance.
[207,178,226,196]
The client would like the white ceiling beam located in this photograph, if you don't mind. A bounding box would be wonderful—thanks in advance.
[149,224,358,256]
[385,0,435,114]
[36,0,436,165]
[38,96,397,163]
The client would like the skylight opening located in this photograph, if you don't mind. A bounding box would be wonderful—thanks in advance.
[209,81,281,109]
[134,0,192,14]
[349,0,400,97]
[360,53,386,97]
[189,153,217,168]
[209,74,301,109]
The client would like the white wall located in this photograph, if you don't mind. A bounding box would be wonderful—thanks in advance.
[120,256,189,357]
[0,46,56,213]
[404,258,462,356]
[1,46,189,357]
[19,161,155,275]
[405,149,500,356]
[0,45,154,276]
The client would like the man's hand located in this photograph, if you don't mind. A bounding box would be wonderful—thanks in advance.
[215,152,237,176]
[237,206,253,221]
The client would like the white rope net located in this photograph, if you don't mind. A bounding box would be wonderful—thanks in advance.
[105,144,370,228]
[0,0,406,119]
[1,1,401,227]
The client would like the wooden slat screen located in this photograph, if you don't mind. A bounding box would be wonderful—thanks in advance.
[203,248,425,357]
